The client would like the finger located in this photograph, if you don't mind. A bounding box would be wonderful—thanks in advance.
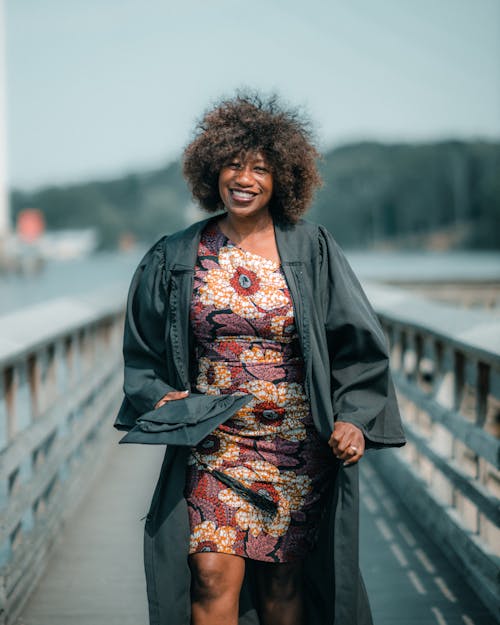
[333,436,355,454]
[165,390,190,401]
[329,429,342,442]
[155,389,189,408]
[328,434,338,448]
[329,429,349,450]
[335,447,355,461]
[333,441,362,461]
[343,445,364,466]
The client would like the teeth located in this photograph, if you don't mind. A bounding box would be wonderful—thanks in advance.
[232,190,254,200]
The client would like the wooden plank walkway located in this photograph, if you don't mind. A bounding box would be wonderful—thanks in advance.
[16,432,164,625]
[17,436,496,625]
[359,462,495,625]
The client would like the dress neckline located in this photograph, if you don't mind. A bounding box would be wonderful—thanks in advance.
[214,220,281,269]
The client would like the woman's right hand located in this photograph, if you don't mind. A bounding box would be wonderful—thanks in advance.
[154,389,189,409]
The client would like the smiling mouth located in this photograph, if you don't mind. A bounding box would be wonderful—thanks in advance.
[230,189,257,202]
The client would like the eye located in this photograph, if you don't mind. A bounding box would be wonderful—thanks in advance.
[254,166,269,174]
[227,161,241,170]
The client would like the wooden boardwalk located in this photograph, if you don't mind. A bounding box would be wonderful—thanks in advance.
[17,435,496,625]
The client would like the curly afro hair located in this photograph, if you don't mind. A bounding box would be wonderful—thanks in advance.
[182,93,322,224]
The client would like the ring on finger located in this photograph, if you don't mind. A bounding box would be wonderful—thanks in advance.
[349,445,358,453]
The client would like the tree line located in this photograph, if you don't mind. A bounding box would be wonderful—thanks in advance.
[10,140,500,250]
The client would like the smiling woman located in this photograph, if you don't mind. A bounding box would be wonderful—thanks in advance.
[182,93,321,225]
[218,152,273,220]
[115,92,405,625]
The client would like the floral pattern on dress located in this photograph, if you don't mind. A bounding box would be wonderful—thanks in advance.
[218,462,312,538]
[270,308,297,342]
[232,381,308,442]
[198,245,288,319]
[184,222,334,562]
[196,358,232,393]
[188,434,241,471]
[190,521,237,554]
[240,345,282,364]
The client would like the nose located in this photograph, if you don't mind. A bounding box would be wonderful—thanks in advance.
[234,165,253,186]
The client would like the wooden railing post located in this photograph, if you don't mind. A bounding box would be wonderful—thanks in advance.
[366,283,500,616]
[0,293,126,624]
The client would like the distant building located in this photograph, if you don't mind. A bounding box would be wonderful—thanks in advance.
[0,0,8,238]
[37,228,98,260]
[0,0,14,272]
[17,208,45,242]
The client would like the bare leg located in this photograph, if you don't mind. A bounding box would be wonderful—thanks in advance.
[189,552,245,625]
[255,561,305,625]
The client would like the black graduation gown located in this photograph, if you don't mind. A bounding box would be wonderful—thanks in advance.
[114,216,406,625]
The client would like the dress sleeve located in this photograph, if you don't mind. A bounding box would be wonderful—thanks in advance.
[115,237,177,430]
[318,226,405,447]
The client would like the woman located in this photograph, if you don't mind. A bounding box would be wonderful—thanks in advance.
[115,94,405,625]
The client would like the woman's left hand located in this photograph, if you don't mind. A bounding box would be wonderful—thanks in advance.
[328,422,365,465]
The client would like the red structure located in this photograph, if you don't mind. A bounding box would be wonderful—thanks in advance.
[17,208,45,243]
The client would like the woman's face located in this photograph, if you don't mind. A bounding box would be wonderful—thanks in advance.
[218,151,273,220]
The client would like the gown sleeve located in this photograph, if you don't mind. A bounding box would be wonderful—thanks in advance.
[114,236,178,431]
[318,226,405,447]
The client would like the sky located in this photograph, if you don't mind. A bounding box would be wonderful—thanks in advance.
[4,0,500,189]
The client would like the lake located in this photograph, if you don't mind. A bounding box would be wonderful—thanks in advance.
[1,249,499,316]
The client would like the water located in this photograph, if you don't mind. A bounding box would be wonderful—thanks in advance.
[0,251,142,316]
[347,250,500,283]
[0,250,499,317]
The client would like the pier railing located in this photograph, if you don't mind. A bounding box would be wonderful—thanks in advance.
[0,287,126,624]
[365,284,500,616]
[0,279,498,622]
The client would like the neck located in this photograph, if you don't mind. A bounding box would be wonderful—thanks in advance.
[220,211,274,242]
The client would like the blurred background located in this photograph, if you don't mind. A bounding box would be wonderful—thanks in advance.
[1,0,499,309]
[1,2,500,624]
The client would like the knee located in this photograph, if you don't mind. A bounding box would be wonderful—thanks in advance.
[190,558,238,603]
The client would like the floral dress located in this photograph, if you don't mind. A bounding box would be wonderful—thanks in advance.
[184,223,334,562]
